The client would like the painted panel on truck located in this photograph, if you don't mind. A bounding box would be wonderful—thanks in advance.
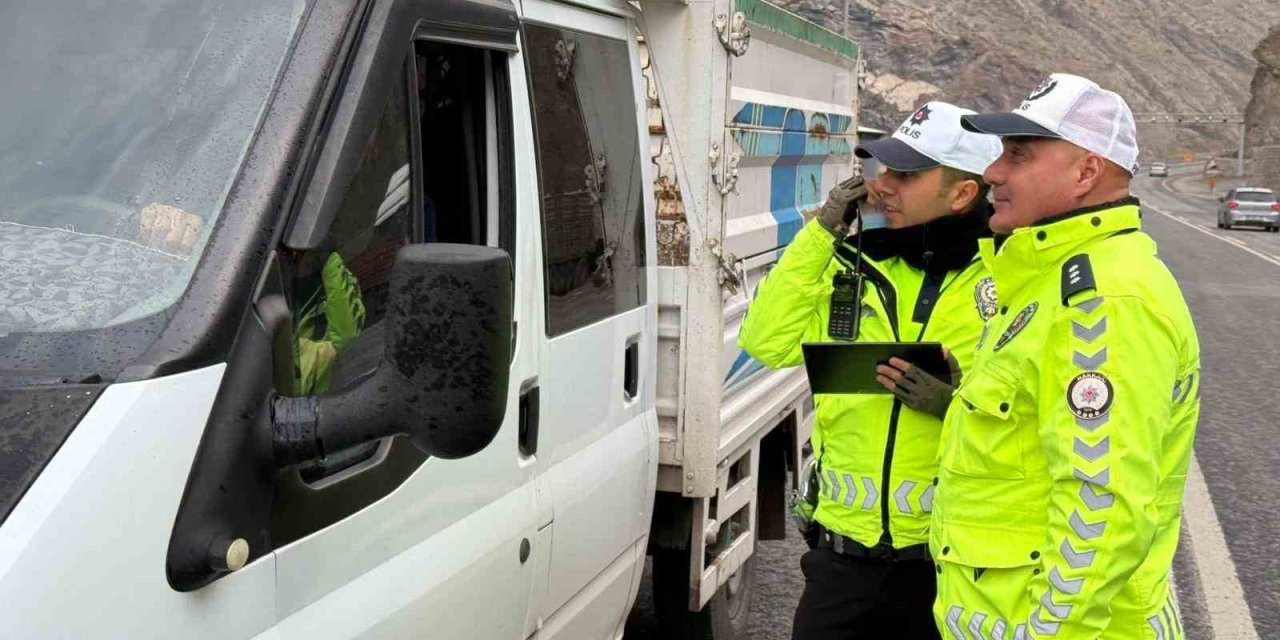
[719,2,859,396]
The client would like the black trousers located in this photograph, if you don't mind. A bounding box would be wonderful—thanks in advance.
[791,547,942,640]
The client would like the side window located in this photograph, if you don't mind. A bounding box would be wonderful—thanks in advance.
[290,59,413,397]
[417,41,513,252]
[525,24,646,337]
[271,43,516,540]
[288,44,514,397]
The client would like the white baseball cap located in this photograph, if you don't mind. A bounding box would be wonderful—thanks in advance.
[855,101,1002,176]
[961,73,1140,175]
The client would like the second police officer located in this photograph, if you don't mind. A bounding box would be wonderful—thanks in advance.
[739,101,1002,639]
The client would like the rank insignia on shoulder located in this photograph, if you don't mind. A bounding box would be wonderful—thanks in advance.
[1061,254,1096,305]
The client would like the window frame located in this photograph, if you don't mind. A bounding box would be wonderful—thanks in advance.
[271,13,521,547]
[411,38,517,258]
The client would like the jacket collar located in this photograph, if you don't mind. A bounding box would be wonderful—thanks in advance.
[980,197,1142,298]
[849,200,994,274]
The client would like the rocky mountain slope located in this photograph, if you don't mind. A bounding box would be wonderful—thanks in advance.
[1245,25,1280,148]
[774,0,1280,160]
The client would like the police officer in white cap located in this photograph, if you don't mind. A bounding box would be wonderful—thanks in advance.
[739,101,1002,639]
[927,73,1200,639]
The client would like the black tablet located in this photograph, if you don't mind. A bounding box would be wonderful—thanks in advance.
[801,342,948,395]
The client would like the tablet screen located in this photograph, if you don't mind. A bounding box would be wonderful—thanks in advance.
[801,342,948,395]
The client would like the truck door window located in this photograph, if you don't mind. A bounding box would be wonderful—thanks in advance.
[525,24,647,337]
[277,42,514,501]
[289,43,512,399]
[417,42,511,254]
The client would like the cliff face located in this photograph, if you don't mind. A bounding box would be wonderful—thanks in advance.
[1245,25,1280,148]
[775,0,1280,159]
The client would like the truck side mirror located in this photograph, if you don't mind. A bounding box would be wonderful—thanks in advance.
[272,243,512,465]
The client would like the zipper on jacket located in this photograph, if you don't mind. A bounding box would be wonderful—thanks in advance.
[876,268,953,546]
[836,244,905,545]
[878,400,903,546]
[833,249,978,547]
[836,245,905,544]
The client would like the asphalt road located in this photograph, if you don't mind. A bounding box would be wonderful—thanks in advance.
[1133,163,1279,639]
[626,164,1279,639]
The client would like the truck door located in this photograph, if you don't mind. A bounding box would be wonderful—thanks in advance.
[518,1,659,636]
[266,0,544,637]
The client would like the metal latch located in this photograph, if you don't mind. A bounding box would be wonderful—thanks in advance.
[709,143,740,197]
[714,12,751,57]
[707,238,742,294]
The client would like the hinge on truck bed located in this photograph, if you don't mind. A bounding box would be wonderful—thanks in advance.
[708,142,740,197]
[584,154,606,204]
[714,11,751,57]
[553,38,577,81]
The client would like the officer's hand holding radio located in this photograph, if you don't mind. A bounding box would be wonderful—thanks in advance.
[816,175,869,239]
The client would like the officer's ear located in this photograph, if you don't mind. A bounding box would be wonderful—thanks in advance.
[1075,153,1107,196]
[946,177,981,213]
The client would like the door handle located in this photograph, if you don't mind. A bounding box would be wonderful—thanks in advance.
[624,339,639,400]
[519,379,539,457]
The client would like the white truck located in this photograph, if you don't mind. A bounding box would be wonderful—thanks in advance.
[0,0,859,637]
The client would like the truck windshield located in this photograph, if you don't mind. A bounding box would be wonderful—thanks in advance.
[0,0,306,339]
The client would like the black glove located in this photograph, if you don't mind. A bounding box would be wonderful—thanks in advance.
[817,175,867,239]
[877,351,962,420]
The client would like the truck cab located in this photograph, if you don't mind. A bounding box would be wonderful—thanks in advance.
[2,0,656,636]
[0,0,859,636]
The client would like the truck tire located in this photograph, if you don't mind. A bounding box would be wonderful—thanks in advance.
[652,545,756,639]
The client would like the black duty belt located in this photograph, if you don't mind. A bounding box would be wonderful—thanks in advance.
[816,525,931,562]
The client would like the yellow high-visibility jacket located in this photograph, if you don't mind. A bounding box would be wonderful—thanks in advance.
[932,198,1201,638]
[740,212,996,550]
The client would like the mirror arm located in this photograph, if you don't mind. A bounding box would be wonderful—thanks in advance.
[271,377,398,467]
[271,395,324,466]
[313,377,396,452]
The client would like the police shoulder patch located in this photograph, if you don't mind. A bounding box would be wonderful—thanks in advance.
[1061,254,1097,305]
[1067,371,1113,419]
[974,276,998,320]
[993,302,1038,352]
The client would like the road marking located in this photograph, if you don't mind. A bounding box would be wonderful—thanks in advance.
[1145,199,1262,637]
[1183,454,1260,639]
[1155,166,1221,203]
[1146,204,1280,269]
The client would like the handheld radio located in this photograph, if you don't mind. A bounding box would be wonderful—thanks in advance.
[828,270,863,340]
[827,170,869,340]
